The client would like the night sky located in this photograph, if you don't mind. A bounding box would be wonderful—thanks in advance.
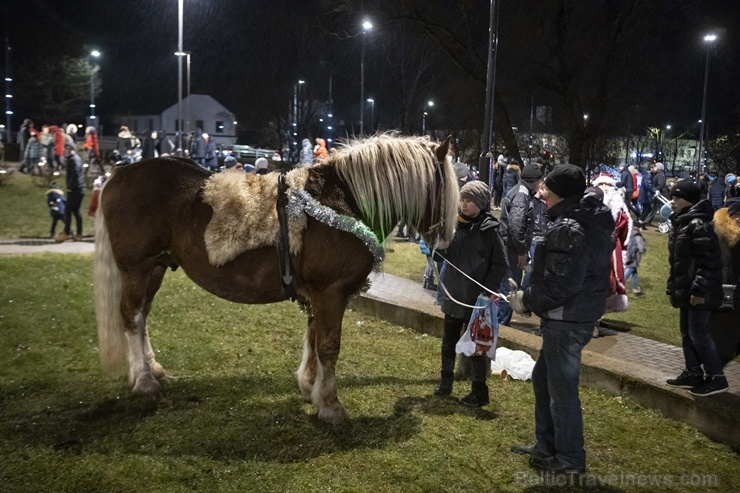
[5,0,740,147]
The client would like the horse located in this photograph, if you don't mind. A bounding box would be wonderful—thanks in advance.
[93,134,459,424]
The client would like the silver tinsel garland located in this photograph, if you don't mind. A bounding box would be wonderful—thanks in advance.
[287,188,385,269]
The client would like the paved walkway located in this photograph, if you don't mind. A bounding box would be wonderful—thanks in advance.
[2,236,739,445]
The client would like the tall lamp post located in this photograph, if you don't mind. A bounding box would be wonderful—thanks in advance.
[359,19,372,136]
[175,0,184,156]
[89,50,100,128]
[697,33,717,174]
[366,98,375,133]
[3,6,11,144]
[421,100,434,135]
[175,51,191,132]
[478,0,501,188]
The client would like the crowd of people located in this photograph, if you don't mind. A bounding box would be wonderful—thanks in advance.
[419,153,739,476]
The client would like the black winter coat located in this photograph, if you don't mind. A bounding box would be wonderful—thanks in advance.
[523,192,615,327]
[709,207,740,365]
[436,214,509,320]
[499,180,538,255]
[502,164,520,197]
[667,200,723,310]
[65,153,86,193]
[653,170,668,197]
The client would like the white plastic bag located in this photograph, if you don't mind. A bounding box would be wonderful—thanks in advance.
[490,347,536,380]
[455,295,498,359]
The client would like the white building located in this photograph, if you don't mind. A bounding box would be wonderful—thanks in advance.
[123,94,237,146]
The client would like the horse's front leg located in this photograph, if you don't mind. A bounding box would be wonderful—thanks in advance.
[299,294,348,425]
[297,315,317,402]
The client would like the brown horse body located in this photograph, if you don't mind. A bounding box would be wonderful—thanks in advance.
[94,135,458,424]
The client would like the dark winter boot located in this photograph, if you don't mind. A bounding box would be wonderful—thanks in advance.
[423,276,437,291]
[434,371,454,395]
[459,381,490,407]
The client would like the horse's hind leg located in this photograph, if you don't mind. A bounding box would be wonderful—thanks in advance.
[299,293,348,425]
[141,264,168,382]
[120,261,165,396]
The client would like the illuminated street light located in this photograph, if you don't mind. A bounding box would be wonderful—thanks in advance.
[697,33,717,173]
[359,19,372,136]
[422,100,434,135]
[89,49,101,125]
[366,98,375,132]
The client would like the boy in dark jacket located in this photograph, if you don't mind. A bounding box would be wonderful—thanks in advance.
[433,180,508,407]
[624,228,646,295]
[509,165,614,475]
[665,180,728,396]
[46,182,66,238]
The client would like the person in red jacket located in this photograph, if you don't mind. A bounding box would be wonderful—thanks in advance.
[84,126,103,173]
[49,125,65,170]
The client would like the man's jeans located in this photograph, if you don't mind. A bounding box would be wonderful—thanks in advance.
[497,249,523,326]
[679,308,722,376]
[532,324,593,468]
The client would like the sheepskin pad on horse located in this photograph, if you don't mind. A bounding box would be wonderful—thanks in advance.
[201,168,310,266]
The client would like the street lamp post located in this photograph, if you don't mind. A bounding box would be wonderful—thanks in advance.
[697,33,717,174]
[176,0,184,156]
[359,19,372,136]
[175,51,191,132]
[366,98,375,133]
[89,50,100,127]
[421,100,434,135]
[479,0,501,188]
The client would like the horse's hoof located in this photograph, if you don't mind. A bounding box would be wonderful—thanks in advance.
[150,361,168,381]
[317,404,348,425]
[132,373,161,396]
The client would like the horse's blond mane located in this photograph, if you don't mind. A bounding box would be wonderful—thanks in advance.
[328,133,458,243]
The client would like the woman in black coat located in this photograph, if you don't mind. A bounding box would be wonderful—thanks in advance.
[709,198,740,368]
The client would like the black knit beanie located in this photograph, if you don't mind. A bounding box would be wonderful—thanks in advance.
[669,180,701,204]
[545,164,586,198]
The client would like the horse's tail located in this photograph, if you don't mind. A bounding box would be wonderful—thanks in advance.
[93,191,128,375]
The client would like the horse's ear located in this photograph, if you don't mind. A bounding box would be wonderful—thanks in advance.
[436,136,452,163]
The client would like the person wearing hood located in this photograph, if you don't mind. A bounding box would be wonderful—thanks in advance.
[664,180,728,397]
[502,158,521,198]
[708,197,740,369]
[509,165,614,475]
[432,180,508,407]
[45,181,66,238]
[116,126,139,163]
[299,138,314,166]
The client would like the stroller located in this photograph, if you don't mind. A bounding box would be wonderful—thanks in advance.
[657,193,672,234]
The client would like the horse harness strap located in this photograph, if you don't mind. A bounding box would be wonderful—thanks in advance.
[276,173,298,299]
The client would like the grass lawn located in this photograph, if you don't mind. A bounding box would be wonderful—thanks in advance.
[0,169,94,238]
[1,254,739,492]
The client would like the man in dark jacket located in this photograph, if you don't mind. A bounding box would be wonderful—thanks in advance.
[665,180,727,397]
[509,164,614,475]
[56,143,86,242]
[433,180,509,407]
[638,163,656,228]
[498,163,543,326]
